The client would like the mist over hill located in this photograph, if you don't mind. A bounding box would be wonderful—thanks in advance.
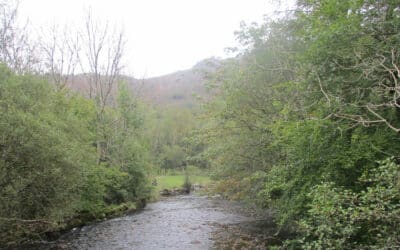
[128,57,222,108]
[64,57,222,108]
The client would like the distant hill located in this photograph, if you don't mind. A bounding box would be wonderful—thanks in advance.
[65,57,222,108]
[128,57,221,108]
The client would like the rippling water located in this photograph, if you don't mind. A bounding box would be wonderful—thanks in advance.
[41,195,269,249]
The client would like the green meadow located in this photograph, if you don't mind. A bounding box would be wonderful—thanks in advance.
[155,175,211,191]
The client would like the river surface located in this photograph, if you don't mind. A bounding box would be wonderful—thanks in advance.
[44,194,279,249]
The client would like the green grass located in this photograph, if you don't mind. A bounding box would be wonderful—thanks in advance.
[155,175,211,191]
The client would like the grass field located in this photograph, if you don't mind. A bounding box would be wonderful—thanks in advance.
[155,175,211,191]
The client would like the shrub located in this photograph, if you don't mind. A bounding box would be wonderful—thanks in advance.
[296,158,400,249]
[182,173,192,193]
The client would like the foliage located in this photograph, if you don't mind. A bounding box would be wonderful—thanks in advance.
[0,65,152,246]
[0,65,95,243]
[146,105,207,174]
[1,0,400,248]
[297,158,400,249]
[194,0,400,248]
[155,174,211,191]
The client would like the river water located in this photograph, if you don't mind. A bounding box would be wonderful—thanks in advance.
[42,194,279,249]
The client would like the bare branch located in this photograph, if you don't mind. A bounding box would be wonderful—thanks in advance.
[365,105,400,133]
[0,0,39,73]
[40,24,80,90]
[79,10,126,163]
[316,72,331,107]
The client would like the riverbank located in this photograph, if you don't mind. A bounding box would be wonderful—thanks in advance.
[152,174,211,198]
[7,176,207,248]
[7,200,146,249]
[49,201,144,237]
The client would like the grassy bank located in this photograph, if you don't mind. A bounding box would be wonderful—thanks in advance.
[155,175,211,191]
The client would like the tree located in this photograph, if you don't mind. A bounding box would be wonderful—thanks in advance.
[0,0,38,73]
[197,1,400,242]
[40,24,80,90]
[80,10,126,163]
[297,0,400,133]
[0,65,96,245]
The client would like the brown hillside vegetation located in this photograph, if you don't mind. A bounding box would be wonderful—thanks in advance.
[130,57,221,107]
[65,58,221,108]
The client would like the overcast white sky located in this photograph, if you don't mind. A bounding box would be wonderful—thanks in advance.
[19,0,288,78]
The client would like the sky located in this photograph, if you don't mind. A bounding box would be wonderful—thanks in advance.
[19,0,288,78]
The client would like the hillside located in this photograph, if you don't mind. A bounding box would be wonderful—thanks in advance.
[64,58,221,108]
[129,58,221,108]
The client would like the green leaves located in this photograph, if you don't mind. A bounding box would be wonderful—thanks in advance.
[197,0,400,248]
[298,0,400,133]
[0,65,96,244]
[299,158,400,249]
[0,65,153,245]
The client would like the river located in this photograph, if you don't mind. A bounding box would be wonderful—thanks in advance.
[36,194,283,249]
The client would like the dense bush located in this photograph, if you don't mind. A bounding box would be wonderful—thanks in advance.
[297,158,400,249]
[0,65,151,245]
[195,0,400,248]
[0,65,95,243]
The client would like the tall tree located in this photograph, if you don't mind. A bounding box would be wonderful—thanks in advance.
[40,24,80,90]
[80,10,126,163]
[0,0,38,73]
